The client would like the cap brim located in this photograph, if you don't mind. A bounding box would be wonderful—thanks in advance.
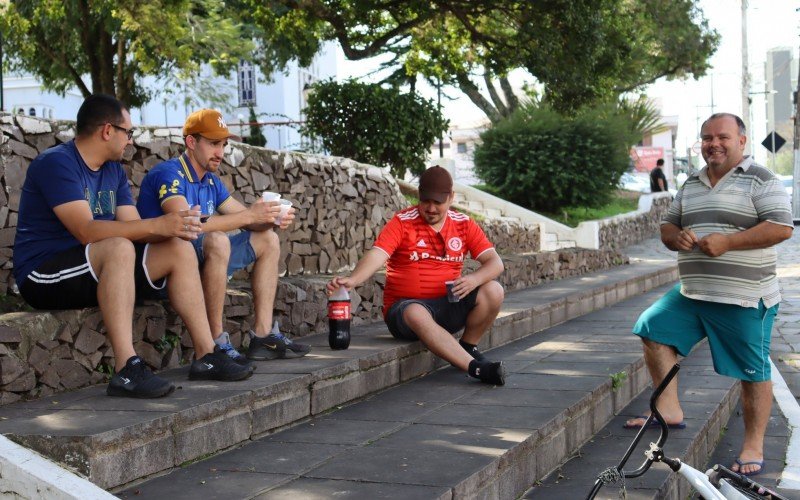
[197,131,235,141]
[418,190,450,203]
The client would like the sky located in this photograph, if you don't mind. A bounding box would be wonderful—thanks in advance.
[338,0,800,164]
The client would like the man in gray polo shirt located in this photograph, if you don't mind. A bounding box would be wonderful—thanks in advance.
[624,113,793,476]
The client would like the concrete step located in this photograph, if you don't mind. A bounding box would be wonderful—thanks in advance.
[483,207,503,218]
[524,346,740,499]
[499,215,520,223]
[0,260,677,491]
[453,192,467,204]
[466,200,484,211]
[119,284,687,499]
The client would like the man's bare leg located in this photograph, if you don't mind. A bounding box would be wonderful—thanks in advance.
[198,231,230,338]
[461,281,504,345]
[88,237,137,370]
[145,238,215,357]
[249,230,280,336]
[624,339,684,427]
[403,304,474,371]
[731,380,772,475]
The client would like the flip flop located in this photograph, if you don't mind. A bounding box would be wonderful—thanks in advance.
[622,415,687,430]
[733,458,765,477]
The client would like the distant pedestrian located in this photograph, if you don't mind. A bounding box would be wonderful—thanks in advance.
[649,158,668,192]
[624,113,793,477]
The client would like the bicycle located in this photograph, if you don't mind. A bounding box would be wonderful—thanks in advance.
[586,363,790,500]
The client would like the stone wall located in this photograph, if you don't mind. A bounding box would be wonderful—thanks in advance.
[0,246,626,404]
[598,194,672,251]
[0,113,411,294]
[0,113,624,403]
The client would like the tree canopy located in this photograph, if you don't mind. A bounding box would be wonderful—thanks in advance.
[301,79,448,178]
[250,0,719,121]
[0,0,313,108]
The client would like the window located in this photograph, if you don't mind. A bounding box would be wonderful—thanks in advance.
[29,108,36,117]
[238,61,256,106]
[456,142,467,154]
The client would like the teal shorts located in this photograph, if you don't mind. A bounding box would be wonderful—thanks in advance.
[633,284,778,382]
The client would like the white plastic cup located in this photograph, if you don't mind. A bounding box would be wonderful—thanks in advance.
[262,191,281,202]
[275,199,293,225]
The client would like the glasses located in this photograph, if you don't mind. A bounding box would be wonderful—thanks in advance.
[109,123,135,140]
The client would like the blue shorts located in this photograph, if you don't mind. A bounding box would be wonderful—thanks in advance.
[192,231,256,278]
[633,284,778,382]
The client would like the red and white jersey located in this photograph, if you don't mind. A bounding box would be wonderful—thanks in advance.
[373,206,495,317]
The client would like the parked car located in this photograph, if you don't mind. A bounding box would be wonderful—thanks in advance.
[618,172,651,193]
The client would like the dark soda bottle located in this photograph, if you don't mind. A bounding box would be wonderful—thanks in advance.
[328,286,351,350]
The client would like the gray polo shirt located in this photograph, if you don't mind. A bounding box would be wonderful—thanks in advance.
[663,156,793,308]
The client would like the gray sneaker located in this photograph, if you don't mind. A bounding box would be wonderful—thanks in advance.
[214,332,251,367]
[246,321,311,360]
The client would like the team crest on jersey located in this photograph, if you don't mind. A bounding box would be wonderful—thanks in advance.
[447,237,463,252]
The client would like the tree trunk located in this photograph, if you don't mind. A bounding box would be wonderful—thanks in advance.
[455,71,501,123]
[484,73,508,117]
[499,76,520,113]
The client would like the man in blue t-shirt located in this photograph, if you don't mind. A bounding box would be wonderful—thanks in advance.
[137,109,310,363]
[14,95,253,399]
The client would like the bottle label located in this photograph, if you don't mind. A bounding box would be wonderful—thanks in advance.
[328,301,350,320]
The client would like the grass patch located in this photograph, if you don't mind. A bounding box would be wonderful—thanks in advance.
[541,190,640,227]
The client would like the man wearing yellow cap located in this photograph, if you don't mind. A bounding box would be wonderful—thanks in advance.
[14,95,254,399]
[137,109,311,363]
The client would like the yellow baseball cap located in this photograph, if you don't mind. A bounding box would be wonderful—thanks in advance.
[182,109,232,140]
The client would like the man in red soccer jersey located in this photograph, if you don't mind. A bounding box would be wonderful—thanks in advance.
[326,166,506,385]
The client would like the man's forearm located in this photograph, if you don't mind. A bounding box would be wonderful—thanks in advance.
[725,221,793,251]
[660,223,682,251]
[470,254,504,284]
[78,219,160,245]
[347,249,389,287]
[202,211,252,233]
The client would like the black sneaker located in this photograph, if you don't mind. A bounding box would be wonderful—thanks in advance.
[214,332,252,367]
[468,360,506,386]
[459,340,487,362]
[107,356,175,398]
[189,346,254,381]
[246,331,311,360]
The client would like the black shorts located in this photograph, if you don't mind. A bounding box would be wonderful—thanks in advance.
[385,287,480,341]
[19,243,166,310]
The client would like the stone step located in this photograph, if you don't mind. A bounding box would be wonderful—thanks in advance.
[0,248,630,404]
[0,260,677,491]
[524,346,740,499]
[453,192,468,203]
[466,200,485,212]
[483,207,503,218]
[119,283,686,499]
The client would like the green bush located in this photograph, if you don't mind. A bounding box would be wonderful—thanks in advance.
[473,104,636,212]
[301,79,449,179]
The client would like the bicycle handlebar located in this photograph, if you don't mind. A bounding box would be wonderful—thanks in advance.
[586,363,680,499]
[623,362,680,477]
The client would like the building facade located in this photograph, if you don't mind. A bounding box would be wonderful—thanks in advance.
[2,42,338,151]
